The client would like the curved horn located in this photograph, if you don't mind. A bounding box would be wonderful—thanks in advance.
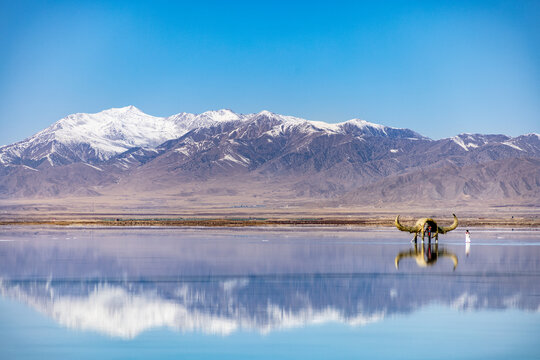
[395,215,417,233]
[439,250,458,271]
[438,214,458,234]
[394,248,417,269]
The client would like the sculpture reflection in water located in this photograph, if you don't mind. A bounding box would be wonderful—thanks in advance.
[395,240,458,270]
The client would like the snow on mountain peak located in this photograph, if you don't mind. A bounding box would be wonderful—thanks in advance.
[198,109,243,122]
[0,107,429,167]
[252,111,314,128]
[52,106,174,148]
[450,133,514,151]
[336,118,428,140]
[257,110,275,117]
[102,105,142,113]
[1,106,185,164]
[342,118,387,130]
[166,109,245,133]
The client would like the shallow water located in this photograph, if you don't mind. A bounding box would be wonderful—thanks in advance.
[0,227,539,359]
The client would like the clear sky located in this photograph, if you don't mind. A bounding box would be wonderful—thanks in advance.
[1,0,539,145]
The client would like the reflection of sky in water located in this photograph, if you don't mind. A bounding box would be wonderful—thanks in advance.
[0,228,539,359]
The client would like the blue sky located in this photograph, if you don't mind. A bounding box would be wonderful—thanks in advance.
[1,0,539,145]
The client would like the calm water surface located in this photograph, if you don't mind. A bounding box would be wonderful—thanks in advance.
[0,227,539,359]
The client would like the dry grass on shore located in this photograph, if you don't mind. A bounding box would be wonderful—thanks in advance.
[1,216,538,228]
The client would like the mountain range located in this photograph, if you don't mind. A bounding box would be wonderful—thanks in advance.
[1,106,539,209]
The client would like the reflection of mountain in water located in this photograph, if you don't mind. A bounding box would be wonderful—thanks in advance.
[0,278,386,338]
[1,270,537,338]
[0,229,539,338]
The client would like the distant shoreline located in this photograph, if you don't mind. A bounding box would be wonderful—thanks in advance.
[1,217,538,228]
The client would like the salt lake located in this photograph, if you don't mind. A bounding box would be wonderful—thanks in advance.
[0,227,539,359]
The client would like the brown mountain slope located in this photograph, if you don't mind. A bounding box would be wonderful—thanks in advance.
[341,157,540,207]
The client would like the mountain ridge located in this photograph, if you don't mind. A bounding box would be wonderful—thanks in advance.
[0,106,538,208]
[0,106,427,168]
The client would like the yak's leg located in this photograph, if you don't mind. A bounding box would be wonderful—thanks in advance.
[411,233,418,244]
[421,230,425,242]
[435,233,439,243]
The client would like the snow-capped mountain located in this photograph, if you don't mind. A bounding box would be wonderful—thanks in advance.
[0,106,247,167]
[0,106,424,168]
[0,106,174,167]
[0,106,538,205]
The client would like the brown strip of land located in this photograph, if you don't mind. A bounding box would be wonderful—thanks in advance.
[1,217,538,227]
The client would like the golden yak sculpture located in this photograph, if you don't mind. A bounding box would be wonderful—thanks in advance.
[395,214,458,242]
